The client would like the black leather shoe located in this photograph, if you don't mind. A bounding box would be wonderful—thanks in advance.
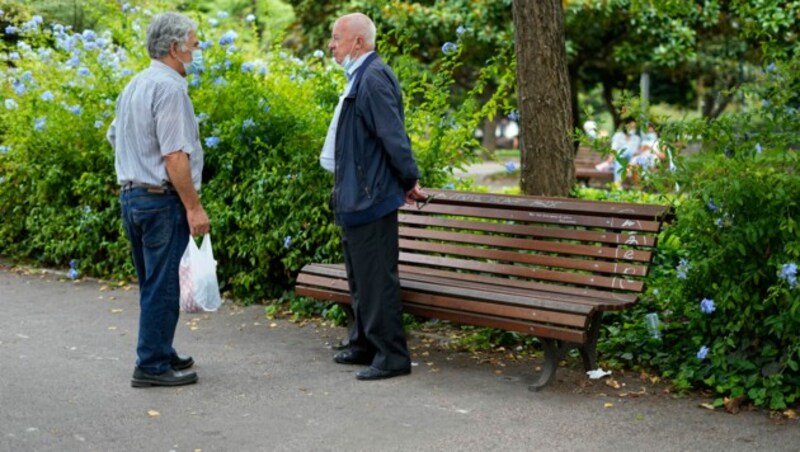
[333,349,373,365]
[131,367,198,388]
[171,354,194,371]
[355,366,411,381]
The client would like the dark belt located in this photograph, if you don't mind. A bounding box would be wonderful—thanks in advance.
[121,182,174,194]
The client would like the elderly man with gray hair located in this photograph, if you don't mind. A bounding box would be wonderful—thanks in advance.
[107,12,208,387]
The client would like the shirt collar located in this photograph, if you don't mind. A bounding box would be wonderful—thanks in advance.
[345,51,375,81]
[150,60,188,87]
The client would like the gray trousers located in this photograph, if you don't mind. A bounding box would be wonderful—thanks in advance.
[341,210,411,371]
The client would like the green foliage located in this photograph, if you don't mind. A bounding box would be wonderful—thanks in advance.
[0,4,506,303]
[601,58,800,410]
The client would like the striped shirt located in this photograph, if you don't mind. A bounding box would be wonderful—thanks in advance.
[107,60,203,191]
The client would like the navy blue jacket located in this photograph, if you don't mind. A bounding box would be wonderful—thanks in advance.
[331,53,420,228]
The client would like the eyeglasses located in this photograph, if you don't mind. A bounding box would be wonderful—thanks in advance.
[415,194,436,210]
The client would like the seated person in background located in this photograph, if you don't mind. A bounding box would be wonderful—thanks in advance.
[595,118,640,182]
[631,123,664,169]
[583,120,599,140]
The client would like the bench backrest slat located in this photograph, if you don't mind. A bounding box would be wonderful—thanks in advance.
[399,239,649,276]
[398,227,653,262]
[399,215,657,247]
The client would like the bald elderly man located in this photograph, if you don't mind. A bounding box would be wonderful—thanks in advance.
[320,13,426,381]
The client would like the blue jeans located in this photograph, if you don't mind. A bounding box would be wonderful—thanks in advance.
[120,188,189,374]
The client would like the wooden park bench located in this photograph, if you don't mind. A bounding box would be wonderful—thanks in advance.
[574,146,614,186]
[295,189,672,390]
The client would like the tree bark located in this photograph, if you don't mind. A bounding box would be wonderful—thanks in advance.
[513,0,574,196]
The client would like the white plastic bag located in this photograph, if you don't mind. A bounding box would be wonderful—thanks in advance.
[179,233,222,313]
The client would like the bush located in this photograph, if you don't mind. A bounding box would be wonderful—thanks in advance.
[600,58,800,410]
[0,4,510,301]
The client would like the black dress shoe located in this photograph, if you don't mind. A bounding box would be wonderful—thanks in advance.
[355,366,411,381]
[333,349,373,365]
[131,367,198,388]
[171,354,194,370]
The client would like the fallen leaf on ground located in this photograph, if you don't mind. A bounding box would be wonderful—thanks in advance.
[107,326,117,331]
[723,395,746,414]
[605,378,621,389]
[111,309,123,313]
[604,403,614,408]
[783,409,798,419]
[147,410,160,417]
[699,403,716,411]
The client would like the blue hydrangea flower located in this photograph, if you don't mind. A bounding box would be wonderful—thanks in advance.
[766,62,777,72]
[706,198,718,212]
[196,112,209,123]
[441,42,457,55]
[122,3,131,12]
[227,45,238,55]
[40,91,54,101]
[242,118,255,128]
[13,81,26,95]
[456,25,466,36]
[217,11,229,19]
[780,262,798,288]
[68,268,79,280]
[697,345,709,360]
[715,217,724,228]
[77,67,92,77]
[313,49,324,58]
[246,14,256,22]
[94,120,104,129]
[508,111,520,122]
[199,40,213,50]
[444,183,455,190]
[505,161,517,173]
[189,76,201,88]
[208,18,219,27]
[35,117,46,131]
[699,298,716,314]
[0,145,10,153]
[283,235,292,249]
[66,55,81,67]
[82,30,97,42]
[5,25,18,35]
[121,68,133,77]
[68,104,82,115]
[205,136,221,148]
[9,52,20,61]
[213,77,227,86]
[755,143,763,154]
[676,258,690,279]
[241,62,255,73]
[652,288,660,296]
[219,30,238,46]
[5,99,18,110]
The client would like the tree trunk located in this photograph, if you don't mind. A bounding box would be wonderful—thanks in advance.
[482,117,497,154]
[513,0,574,196]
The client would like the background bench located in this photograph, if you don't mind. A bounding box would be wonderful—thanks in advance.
[575,146,613,186]
[295,189,672,390]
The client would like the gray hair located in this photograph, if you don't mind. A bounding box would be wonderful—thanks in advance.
[339,13,376,47]
[146,12,197,59]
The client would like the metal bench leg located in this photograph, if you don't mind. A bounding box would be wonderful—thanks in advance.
[529,339,569,392]
[578,312,603,372]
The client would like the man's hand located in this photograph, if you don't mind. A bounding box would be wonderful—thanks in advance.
[187,206,210,236]
[404,183,427,205]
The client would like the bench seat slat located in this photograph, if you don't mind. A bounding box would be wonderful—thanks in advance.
[296,269,595,318]
[295,285,587,343]
[303,263,638,311]
[399,215,657,247]
[396,265,638,306]
[399,239,649,277]
[399,252,645,292]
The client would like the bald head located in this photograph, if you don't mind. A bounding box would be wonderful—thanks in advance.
[329,13,376,66]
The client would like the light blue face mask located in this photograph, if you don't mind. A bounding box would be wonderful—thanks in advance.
[339,40,358,72]
[179,49,203,76]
